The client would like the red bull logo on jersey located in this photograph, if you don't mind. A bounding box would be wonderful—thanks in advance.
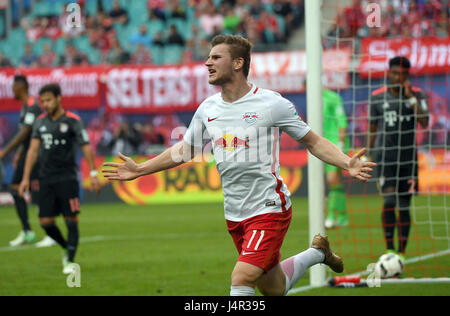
[214,133,249,151]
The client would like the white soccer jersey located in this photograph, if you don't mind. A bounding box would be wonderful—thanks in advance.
[184,84,311,222]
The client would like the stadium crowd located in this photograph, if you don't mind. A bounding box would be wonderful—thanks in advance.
[324,0,449,49]
[0,0,304,67]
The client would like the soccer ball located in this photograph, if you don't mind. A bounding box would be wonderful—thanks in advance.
[374,253,405,279]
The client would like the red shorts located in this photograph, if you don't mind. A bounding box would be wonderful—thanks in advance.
[226,207,292,273]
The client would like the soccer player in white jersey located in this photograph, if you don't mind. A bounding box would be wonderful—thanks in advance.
[102,35,376,296]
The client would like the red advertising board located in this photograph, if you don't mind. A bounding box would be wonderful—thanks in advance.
[358,36,450,78]
[0,49,351,113]
[0,67,103,111]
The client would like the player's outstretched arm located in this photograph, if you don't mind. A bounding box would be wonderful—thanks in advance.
[18,138,40,197]
[102,140,196,181]
[300,130,376,182]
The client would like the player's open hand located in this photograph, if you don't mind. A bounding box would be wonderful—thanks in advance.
[348,148,376,182]
[102,152,140,181]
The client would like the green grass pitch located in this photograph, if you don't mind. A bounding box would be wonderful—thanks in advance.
[0,196,448,296]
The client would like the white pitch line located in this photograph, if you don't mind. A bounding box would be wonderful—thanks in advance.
[288,248,450,295]
[0,232,219,252]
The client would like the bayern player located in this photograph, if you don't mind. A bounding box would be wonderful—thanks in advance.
[19,83,101,274]
[368,56,429,259]
[0,75,43,247]
[102,35,376,296]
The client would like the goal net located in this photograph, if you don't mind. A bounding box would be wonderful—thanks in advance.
[319,0,449,281]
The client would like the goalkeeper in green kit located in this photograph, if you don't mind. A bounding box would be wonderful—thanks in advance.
[323,89,350,229]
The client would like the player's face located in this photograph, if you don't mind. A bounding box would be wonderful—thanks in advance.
[12,82,24,100]
[205,44,235,86]
[40,92,62,116]
[388,66,409,86]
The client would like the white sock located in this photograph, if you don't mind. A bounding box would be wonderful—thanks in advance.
[280,248,325,295]
[230,285,255,296]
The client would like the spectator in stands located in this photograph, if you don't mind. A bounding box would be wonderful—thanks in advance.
[57,44,89,66]
[248,0,264,18]
[130,43,152,65]
[167,24,185,46]
[109,0,129,25]
[223,7,241,33]
[110,121,141,156]
[189,24,208,61]
[167,0,187,20]
[20,43,38,67]
[106,37,130,65]
[242,11,261,45]
[84,15,98,36]
[273,0,303,37]
[42,17,62,40]
[257,9,283,44]
[343,0,365,37]
[136,122,166,154]
[0,51,12,67]
[130,24,152,50]
[38,43,56,67]
[208,25,222,41]
[90,27,111,54]
[148,0,166,21]
[97,10,114,33]
[387,23,402,39]
[199,4,223,37]
[435,10,449,37]
[194,37,211,61]
[152,32,165,47]
[25,17,43,42]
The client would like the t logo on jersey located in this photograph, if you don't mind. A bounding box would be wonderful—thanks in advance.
[42,133,53,149]
[384,111,397,127]
[214,134,249,151]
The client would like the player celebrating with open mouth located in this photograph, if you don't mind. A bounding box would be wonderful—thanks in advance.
[102,35,376,296]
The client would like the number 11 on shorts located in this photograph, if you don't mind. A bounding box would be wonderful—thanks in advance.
[247,230,265,251]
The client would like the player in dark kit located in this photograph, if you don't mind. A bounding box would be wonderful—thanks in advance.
[19,83,101,274]
[0,75,42,247]
[368,56,429,259]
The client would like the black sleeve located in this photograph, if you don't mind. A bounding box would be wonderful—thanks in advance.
[31,118,42,139]
[73,119,90,146]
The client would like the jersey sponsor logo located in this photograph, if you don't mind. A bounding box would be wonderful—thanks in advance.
[213,133,249,151]
[41,133,67,149]
[208,117,218,122]
[384,110,412,127]
[242,112,260,124]
[265,201,276,207]
[241,251,256,256]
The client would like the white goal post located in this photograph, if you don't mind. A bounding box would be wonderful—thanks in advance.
[305,0,326,287]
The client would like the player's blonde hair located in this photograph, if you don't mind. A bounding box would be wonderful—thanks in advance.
[211,35,253,78]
